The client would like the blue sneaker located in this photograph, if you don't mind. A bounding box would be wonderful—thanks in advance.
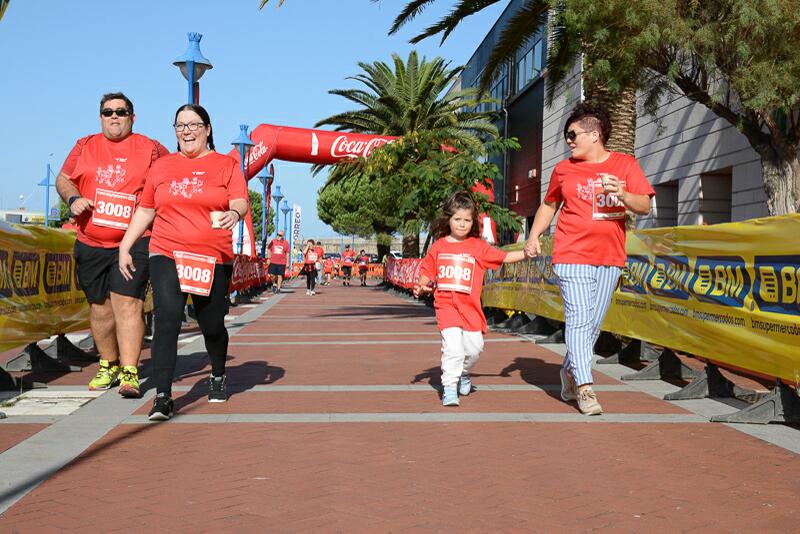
[458,375,472,396]
[442,386,459,406]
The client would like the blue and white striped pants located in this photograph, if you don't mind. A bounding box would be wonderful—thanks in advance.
[553,263,621,386]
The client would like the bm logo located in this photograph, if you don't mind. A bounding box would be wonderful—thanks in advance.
[753,255,800,316]
[12,252,41,297]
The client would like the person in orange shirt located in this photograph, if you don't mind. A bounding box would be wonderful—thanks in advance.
[341,244,356,286]
[415,192,527,407]
[302,239,320,295]
[119,103,249,420]
[55,92,168,398]
[266,230,289,293]
[322,256,334,285]
[357,249,370,286]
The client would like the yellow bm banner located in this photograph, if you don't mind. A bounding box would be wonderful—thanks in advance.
[483,214,800,386]
[0,223,89,352]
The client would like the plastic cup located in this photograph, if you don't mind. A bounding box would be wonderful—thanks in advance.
[210,211,224,229]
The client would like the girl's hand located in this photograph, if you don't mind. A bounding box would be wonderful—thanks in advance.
[524,235,541,257]
[413,281,433,298]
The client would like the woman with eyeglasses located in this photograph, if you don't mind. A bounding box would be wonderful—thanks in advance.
[118,104,249,421]
[524,103,654,416]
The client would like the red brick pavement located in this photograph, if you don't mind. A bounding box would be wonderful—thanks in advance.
[0,424,48,454]
[1,282,798,532]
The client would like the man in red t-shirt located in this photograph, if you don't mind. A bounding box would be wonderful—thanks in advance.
[266,230,289,293]
[55,92,168,397]
[341,244,356,286]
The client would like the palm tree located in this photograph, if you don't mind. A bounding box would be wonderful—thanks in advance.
[317,50,498,256]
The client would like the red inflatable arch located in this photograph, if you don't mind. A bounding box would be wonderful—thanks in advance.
[227,124,497,255]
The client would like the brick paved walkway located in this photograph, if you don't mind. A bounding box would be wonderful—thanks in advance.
[1,281,799,532]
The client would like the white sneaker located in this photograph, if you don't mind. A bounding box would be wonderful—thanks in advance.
[311,290,316,295]
[306,290,311,296]
[577,388,602,415]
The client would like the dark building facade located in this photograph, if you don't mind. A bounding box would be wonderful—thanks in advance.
[454,0,547,237]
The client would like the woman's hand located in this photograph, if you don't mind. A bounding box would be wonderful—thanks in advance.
[218,210,240,231]
[118,248,136,281]
[601,174,623,196]
[524,235,541,257]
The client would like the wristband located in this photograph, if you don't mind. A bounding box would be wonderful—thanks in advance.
[230,209,242,221]
[68,195,81,207]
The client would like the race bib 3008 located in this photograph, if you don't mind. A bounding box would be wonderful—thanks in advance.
[592,178,626,220]
[173,251,216,296]
[436,253,476,294]
[92,189,136,229]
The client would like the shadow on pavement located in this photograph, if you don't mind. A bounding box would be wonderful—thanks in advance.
[172,360,285,412]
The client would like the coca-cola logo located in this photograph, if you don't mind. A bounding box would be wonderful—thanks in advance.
[330,136,393,159]
[246,141,268,167]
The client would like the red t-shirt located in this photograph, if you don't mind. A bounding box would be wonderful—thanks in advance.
[61,133,169,248]
[544,152,654,267]
[140,152,248,263]
[419,236,507,333]
[314,246,324,262]
[358,255,370,266]
[267,239,289,265]
[342,250,356,265]
[304,247,321,265]
[323,258,334,272]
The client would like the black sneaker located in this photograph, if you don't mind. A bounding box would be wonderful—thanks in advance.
[148,393,174,421]
[208,375,227,403]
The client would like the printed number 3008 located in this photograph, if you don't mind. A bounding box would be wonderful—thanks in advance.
[176,265,212,283]
[96,201,132,219]
[438,265,472,281]
[596,193,623,208]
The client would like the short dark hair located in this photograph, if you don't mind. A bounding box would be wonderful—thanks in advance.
[100,92,134,115]
[431,191,480,240]
[564,103,612,146]
[174,104,215,151]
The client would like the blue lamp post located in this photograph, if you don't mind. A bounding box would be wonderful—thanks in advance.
[272,184,284,239]
[173,32,213,104]
[256,165,274,257]
[231,125,254,255]
[38,163,57,226]
[281,199,291,236]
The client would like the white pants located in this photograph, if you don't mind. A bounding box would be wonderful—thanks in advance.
[440,327,484,387]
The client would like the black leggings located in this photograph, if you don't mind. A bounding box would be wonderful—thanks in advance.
[305,267,317,290]
[150,255,232,396]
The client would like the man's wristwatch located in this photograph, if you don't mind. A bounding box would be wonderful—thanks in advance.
[67,195,81,207]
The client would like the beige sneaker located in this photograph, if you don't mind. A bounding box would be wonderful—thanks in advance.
[577,388,602,415]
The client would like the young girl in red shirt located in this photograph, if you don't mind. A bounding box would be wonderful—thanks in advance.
[415,191,527,406]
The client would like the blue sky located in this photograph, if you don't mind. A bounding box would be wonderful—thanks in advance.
[0,0,507,237]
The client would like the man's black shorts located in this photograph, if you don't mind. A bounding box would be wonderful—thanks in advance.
[268,263,286,276]
[342,265,352,277]
[74,237,150,304]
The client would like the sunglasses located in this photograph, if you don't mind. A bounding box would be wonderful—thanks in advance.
[101,108,131,118]
[565,129,591,142]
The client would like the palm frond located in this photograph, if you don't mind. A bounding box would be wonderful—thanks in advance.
[410,0,503,45]
[388,0,440,35]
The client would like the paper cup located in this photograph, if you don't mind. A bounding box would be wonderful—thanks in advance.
[210,211,224,229]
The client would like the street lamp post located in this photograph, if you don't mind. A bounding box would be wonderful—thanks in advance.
[231,125,254,255]
[272,183,284,237]
[38,163,57,226]
[281,199,291,236]
[256,165,274,257]
[173,32,213,104]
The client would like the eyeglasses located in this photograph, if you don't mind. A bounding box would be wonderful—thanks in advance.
[174,122,206,132]
[565,129,591,142]
[101,108,131,118]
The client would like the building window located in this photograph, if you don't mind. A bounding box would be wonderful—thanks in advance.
[513,37,544,94]
[653,182,678,227]
[700,169,732,224]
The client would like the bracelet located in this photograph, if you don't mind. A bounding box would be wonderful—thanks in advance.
[230,209,242,221]
[67,195,81,207]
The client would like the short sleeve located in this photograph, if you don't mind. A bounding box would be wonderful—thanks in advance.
[60,137,88,181]
[624,157,655,197]
[543,165,563,204]
[226,159,249,203]
[139,167,156,209]
[476,239,507,270]
[152,140,170,161]
[418,241,438,281]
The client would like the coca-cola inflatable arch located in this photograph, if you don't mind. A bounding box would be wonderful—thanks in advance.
[227,124,497,256]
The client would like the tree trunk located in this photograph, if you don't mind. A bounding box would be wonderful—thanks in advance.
[584,84,637,156]
[402,214,420,258]
[375,232,392,262]
[760,152,800,215]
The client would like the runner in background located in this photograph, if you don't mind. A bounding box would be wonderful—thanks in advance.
[341,244,356,286]
[415,191,527,407]
[357,249,370,286]
[322,256,334,285]
[302,239,319,295]
[55,92,169,398]
[266,229,289,293]
[314,240,325,286]
[119,103,249,420]
[524,103,654,416]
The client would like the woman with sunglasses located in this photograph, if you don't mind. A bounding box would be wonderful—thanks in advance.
[118,104,249,421]
[524,103,654,416]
